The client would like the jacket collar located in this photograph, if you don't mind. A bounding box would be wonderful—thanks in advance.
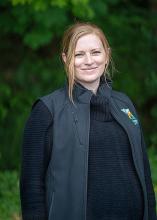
[65,76,113,104]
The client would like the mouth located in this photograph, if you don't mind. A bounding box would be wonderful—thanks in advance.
[82,67,98,70]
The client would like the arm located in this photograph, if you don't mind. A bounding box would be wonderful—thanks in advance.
[140,128,157,220]
[20,100,53,220]
[125,93,157,219]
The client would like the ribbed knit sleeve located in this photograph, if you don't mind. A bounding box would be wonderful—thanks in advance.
[20,100,53,220]
[141,129,157,220]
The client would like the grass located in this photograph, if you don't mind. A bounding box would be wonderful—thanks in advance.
[0,171,21,220]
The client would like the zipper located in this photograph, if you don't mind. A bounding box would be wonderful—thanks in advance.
[71,101,92,220]
[72,111,83,145]
[84,104,92,220]
[71,102,92,220]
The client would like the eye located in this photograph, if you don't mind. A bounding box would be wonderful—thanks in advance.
[75,53,84,57]
[92,51,101,55]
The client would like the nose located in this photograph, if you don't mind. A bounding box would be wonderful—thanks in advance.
[84,53,94,65]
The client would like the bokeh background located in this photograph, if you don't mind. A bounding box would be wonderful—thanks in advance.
[0,0,157,219]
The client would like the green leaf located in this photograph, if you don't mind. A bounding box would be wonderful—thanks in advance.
[24,30,53,49]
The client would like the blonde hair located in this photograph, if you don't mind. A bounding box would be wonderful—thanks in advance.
[61,22,112,104]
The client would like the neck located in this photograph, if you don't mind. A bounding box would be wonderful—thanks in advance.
[76,79,100,94]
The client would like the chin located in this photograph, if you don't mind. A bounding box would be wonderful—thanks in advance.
[77,75,102,83]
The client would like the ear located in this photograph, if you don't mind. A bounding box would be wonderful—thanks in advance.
[62,53,67,63]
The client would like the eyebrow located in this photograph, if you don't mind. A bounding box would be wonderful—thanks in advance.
[75,48,102,53]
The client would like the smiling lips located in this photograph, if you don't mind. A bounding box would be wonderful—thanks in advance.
[82,67,98,71]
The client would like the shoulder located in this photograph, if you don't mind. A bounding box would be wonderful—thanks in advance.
[112,89,138,115]
[112,89,131,103]
[40,86,67,105]
[32,86,67,116]
[23,100,53,137]
[112,90,134,106]
[29,100,53,125]
[41,86,66,102]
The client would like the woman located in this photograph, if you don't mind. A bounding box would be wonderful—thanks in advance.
[20,22,157,220]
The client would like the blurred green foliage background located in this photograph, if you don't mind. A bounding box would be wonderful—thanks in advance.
[0,0,157,219]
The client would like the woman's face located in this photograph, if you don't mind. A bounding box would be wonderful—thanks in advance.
[74,34,107,87]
